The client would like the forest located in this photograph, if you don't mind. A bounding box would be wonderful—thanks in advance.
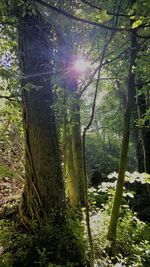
[0,0,150,266]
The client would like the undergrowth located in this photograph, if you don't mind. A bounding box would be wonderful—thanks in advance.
[89,171,150,266]
[0,208,88,267]
[1,170,150,267]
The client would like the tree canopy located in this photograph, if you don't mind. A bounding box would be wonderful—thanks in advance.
[0,1,150,267]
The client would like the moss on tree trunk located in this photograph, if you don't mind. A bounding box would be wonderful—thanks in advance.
[71,98,85,206]
[18,14,65,220]
[108,29,137,242]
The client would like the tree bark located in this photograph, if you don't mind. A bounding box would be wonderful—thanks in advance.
[108,29,137,241]
[131,106,144,172]
[18,14,65,220]
[142,131,150,173]
[137,93,150,173]
[71,97,85,205]
[63,93,85,206]
[64,120,79,205]
[56,27,85,206]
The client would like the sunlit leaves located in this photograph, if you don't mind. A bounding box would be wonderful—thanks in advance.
[132,18,144,29]
[93,9,110,24]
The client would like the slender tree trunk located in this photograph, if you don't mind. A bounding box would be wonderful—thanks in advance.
[131,100,144,172]
[64,120,79,205]
[63,95,85,206]
[137,93,150,173]
[56,26,85,206]
[142,131,150,173]
[132,127,144,172]
[108,29,137,241]
[71,97,85,205]
[18,14,65,221]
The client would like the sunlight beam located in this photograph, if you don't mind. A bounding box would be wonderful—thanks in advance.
[73,58,90,73]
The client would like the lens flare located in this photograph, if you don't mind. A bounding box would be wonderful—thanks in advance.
[73,58,90,73]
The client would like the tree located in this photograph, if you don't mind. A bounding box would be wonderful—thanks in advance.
[107,25,137,242]
[0,1,88,265]
[18,13,66,221]
[1,0,150,265]
[136,81,150,174]
[55,25,86,206]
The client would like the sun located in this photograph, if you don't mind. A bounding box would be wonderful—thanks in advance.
[73,58,90,73]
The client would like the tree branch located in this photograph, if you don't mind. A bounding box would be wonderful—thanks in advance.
[80,0,129,17]
[0,19,18,27]
[35,0,132,32]
[82,32,114,267]
[79,47,129,97]
[0,95,20,102]
[137,34,150,39]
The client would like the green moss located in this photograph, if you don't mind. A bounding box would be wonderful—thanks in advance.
[0,210,88,267]
[0,164,18,180]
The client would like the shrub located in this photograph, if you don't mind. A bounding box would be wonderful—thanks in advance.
[88,173,150,267]
[0,210,88,267]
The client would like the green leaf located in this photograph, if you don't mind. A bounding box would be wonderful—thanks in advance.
[132,19,143,29]
[126,192,134,198]
[140,173,150,184]
[32,7,37,16]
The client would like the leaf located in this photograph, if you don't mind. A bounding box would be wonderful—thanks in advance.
[108,171,118,179]
[128,9,134,16]
[22,10,26,17]
[126,192,134,198]
[132,19,143,29]
[130,15,135,19]
[32,7,37,16]
[140,173,150,184]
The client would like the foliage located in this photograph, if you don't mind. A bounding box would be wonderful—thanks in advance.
[86,134,121,179]
[0,164,19,179]
[1,174,150,267]
[84,84,138,181]
[0,21,23,173]
[88,171,150,221]
[88,175,150,266]
[93,208,150,266]
[0,209,88,267]
[0,0,150,266]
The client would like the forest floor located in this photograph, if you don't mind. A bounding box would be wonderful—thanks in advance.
[0,163,23,218]
[0,176,23,210]
[0,163,23,252]
[0,163,150,266]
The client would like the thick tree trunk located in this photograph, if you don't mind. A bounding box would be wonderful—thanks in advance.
[108,29,137,241]
[18,14,65,220]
